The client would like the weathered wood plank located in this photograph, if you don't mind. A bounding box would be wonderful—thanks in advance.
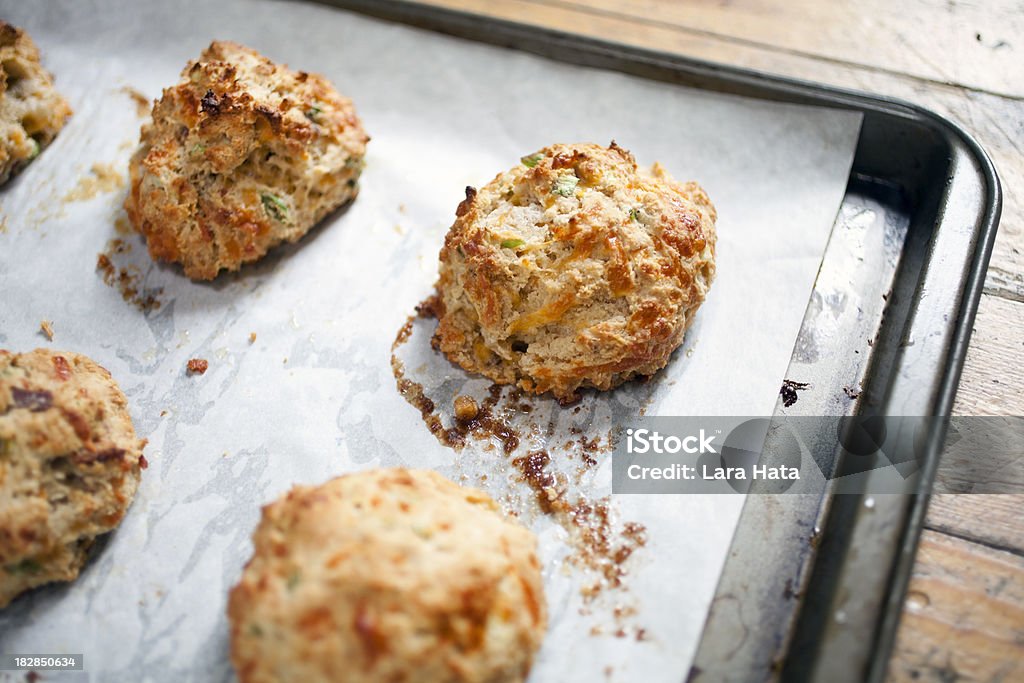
[927,495,1024,554]
[548,0,1024,98]
[952,293,1024,417]
[886,530,1024,682]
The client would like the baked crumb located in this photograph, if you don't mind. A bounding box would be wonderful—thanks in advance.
[186,358,208,375]
[248,332,257,344]
[95,249,163,313]
[39,320,54,341]
[453,395,479,422]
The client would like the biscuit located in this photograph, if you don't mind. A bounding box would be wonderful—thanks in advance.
[433,142,717,402]
[229,468,546,683]
[0,22,72,185]
[125,41,369,280]
[0,349,146,608]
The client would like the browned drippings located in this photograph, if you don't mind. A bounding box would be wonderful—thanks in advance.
[391,298,648,611]
[512,449,557,512]
[570,500,648,599]
[579,434,602,467]
[392,313,520,454]
[450,384,520,454]
[96,241,163,312]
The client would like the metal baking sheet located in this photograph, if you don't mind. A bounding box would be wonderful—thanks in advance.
[323,5,999,681]
[2,1,995,682]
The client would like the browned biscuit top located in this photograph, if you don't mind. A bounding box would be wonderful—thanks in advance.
[125,40,369,279]
[434,142,717,401]
[228,468,547,683]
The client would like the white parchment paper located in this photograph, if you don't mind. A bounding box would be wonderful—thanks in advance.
[0,0,862,680]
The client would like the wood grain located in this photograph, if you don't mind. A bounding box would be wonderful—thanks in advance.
[886,530,1024,682]
[927,495,1024,554]
[546,0,1024,98]
[953,293,1024,416]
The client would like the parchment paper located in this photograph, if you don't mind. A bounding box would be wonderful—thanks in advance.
[0,0,862,680]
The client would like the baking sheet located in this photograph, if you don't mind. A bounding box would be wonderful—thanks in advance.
[0,0,861,680]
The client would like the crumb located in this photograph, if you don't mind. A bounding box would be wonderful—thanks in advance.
[39,320,54,341]
[398,203,407,214]
[160,410,168,417]
[453,395,480,422]
[96,244,163,312]
[414,295,442,319]
[97,252,113,275]
[780,379,810,408]
[186,358,208,375]
[108,238,130,254]
[843,385,861,399]
[248,332,257,344]
[114,214,133,235]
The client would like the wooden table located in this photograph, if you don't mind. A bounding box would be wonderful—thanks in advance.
[414,1,1024,679]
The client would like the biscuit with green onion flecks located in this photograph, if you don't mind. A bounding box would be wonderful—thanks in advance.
[125,41,369,280]
[434,142,717,403]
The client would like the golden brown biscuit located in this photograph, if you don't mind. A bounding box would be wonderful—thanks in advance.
[0,22,72,185]
[434,142,717,402]
[0,349,146,608]
[228,468,546,683]
[125,41,369,280]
